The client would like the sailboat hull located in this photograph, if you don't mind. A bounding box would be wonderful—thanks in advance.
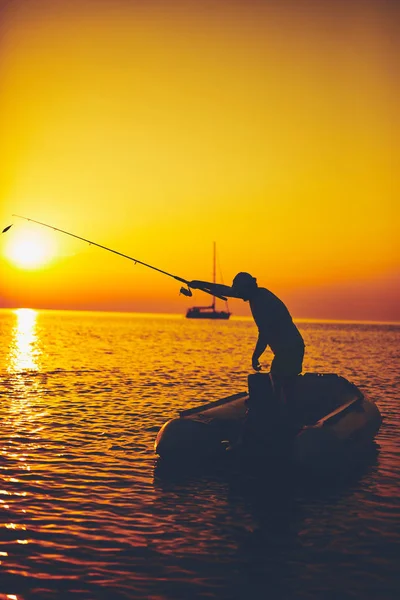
[186,308,230,319]
[186,243,231,319]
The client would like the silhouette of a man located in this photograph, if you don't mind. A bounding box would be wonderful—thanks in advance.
[190,272,304,377]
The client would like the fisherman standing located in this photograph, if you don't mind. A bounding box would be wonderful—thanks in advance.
[190,272,305,379]
[190,272,305,449]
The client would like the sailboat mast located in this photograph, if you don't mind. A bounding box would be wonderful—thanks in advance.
[212,241,216,311]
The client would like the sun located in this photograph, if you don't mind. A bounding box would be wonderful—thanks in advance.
[4,229,57,270]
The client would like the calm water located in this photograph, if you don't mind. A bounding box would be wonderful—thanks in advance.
[0,309,399,600]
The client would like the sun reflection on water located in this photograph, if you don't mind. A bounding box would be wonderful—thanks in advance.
[7,309,41,373]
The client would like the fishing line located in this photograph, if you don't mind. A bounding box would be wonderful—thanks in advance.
[4,215,227,301]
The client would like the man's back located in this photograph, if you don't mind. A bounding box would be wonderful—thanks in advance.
[249,287,304,353]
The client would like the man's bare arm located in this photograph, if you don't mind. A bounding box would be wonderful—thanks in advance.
[252,332,269,371]
[189,280,243,299]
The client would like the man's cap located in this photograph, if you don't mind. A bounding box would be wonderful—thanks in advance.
[232,272,256,289]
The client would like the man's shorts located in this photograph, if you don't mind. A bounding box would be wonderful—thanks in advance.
[270,345,305,377]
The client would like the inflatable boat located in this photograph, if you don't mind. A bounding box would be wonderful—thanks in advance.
[155,373,382,469]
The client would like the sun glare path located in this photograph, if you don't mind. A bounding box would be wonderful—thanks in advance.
[7,308,41,372]
[4,230,56,270]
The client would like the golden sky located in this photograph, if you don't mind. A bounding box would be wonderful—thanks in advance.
[1,0,399,320]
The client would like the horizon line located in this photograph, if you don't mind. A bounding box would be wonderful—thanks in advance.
[0,307,399,326]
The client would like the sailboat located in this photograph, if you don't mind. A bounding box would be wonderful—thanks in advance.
[186,242,231,320]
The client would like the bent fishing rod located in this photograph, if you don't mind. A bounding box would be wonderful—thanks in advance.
[3,215,227,301]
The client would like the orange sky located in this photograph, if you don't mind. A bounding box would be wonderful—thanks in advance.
[0,0,399,321]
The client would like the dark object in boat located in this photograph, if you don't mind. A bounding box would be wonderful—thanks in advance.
[154,373,382,470]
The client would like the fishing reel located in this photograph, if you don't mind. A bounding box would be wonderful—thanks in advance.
[180,286,193,297]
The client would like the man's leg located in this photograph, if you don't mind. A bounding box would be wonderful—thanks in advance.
[270,346,305,425]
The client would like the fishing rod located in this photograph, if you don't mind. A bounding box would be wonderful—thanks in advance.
[3,215,227,301]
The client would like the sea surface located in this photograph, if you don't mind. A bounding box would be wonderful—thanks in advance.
[0,309,399,600]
